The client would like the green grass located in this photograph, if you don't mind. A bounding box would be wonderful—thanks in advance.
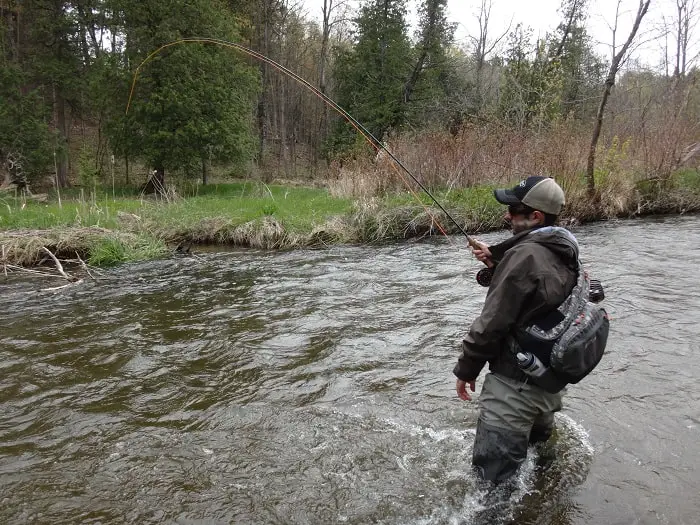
[673,168,700,191]
[88,234,169,267]
[383,184,499,210]
[145,182,354,234]
[3,174,699,268]
[0,183,353,233]
[0,193,139,229]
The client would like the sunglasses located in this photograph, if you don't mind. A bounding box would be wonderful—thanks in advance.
[508,205,534,216]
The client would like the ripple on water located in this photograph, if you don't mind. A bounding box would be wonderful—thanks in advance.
[1,216,699,524]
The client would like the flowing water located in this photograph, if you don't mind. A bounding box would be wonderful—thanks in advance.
[1,216,699,525]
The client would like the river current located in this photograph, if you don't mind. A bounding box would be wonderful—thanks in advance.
[1,216,699,524]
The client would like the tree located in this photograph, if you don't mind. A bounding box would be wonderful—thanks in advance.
[110,0,259,190]
[497,0,606,129]
[404,0,453,104]
[319,0,351,144]
[547,0,606,119]
[0,64,56,189]
[0,0,81,188]
[402,0,457,126]
[671,0,698,77]
[14,0,85,188]
[332,0,412,146]
[586,0,652,196]
[498,25,555,129]
[247,0,286,165]
[470,0,511,111]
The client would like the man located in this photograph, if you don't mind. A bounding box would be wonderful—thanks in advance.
[454,176,579,484]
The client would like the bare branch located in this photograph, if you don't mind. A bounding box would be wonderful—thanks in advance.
[41,247,74,281]
[4,265,61,279]
[40,280,85,293]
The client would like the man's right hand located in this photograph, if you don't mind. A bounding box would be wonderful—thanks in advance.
[471,240,494,268]
[456,379,476,401]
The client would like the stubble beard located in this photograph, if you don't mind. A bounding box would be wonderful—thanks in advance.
[511,218,539,234]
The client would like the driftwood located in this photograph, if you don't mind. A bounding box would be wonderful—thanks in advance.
[42,247,74,281]
[1,245,102,293]
[39,280,85,293]
[0,227,113,267]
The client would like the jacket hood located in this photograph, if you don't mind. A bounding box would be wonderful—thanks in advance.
[523,226,579,268]
[489,226,579,268]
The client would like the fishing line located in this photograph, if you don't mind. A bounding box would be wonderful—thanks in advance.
[126,37,483,249]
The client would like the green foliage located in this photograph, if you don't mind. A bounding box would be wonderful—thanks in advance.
[404,0,457,126]
[673,168,700,191]
[594,136,631,186]
[106,0,260,180]
[0,63,56,184]
[547,0,606,119]
[498,25,541,128]
[498,0,606,129]
[498,28,568,129]
[88,234,168,267]
[77,143,100,189]
[0,0,686,202]
[331,0,413,150]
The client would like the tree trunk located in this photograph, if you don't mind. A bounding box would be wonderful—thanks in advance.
[586,0,651,197]
[202,157,208,186]
[318,0,332,154]
[2,3,22,62]
[256,1,272,165]
[404,48,428,105]
[587,78,614,195]
[53,86,70,188]
[552,0,584,60]
[404,0,446,104]
[674,0,683,76]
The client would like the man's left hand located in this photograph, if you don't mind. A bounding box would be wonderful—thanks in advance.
[456,379,476,401]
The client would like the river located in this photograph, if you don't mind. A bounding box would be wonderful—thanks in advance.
[1,216,699,524]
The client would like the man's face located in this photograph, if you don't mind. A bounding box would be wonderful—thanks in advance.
[506,205,541,234]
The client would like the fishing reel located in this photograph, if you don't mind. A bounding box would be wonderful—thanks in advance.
[475,267,494,287]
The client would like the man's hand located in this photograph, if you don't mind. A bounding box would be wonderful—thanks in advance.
[456,379,476,401]
[471,240,494,268]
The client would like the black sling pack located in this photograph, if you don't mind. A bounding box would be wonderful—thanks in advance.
[514,261,610,393]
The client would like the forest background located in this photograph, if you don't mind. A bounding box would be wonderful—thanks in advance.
[1,0,699,266]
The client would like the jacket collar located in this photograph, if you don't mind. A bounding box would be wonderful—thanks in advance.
[488,227,540,263]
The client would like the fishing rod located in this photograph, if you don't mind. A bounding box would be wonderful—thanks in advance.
[126,37,483,251]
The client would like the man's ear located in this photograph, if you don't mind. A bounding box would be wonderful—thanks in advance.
[531,210,546,225]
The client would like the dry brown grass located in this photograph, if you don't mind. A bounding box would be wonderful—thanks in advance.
[326,119,592,198]
[324,111,700,224]
[0,227,134,266]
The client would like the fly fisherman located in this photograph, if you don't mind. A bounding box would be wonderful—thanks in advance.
[454,176,579,484]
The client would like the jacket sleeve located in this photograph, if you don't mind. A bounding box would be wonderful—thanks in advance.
[453,248,538,382]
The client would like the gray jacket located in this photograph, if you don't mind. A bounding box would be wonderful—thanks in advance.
[454,227,579,383]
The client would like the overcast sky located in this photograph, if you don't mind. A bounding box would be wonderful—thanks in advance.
[300,0,696,71]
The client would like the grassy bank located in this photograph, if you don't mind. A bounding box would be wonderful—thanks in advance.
[1,172,699,268]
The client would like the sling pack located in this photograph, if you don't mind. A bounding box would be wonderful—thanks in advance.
[513,262,609,393]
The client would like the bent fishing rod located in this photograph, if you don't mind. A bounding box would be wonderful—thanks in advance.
[127,37,484,251]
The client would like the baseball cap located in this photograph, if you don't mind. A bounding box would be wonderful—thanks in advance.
[493,176,566,215]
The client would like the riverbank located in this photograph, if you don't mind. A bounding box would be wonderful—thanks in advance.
[1,172,699,268]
